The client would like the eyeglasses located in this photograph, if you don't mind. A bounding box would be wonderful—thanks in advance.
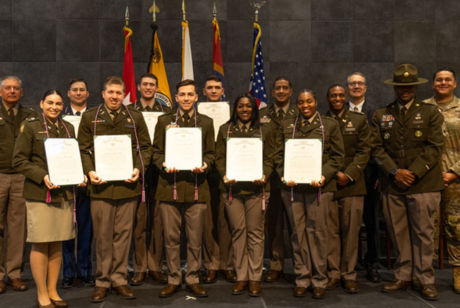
[348,82,366,87]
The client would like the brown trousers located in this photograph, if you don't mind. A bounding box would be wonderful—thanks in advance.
[265,188,286,271]
[382,192,440,284]
[132,185,164,273]
[222,192,269,282]
[91,197,138,288]
[327,196,364,281]
[282,191,331,288]
[160,201,207,285]
[0,174,26,279]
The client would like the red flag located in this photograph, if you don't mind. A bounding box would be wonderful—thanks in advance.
[123,26,136,105]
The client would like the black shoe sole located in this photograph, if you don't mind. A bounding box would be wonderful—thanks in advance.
[112,290,136,300]
[325,283,340,291]
[129,282,144,287]
[421,295,439,301]
[381,287,409,293]
[249,292,261,297]
[312,294,325,299]
[91,296,108,303]
[293,293,307,298]
[231,290,245,295]
[344,288,359,294]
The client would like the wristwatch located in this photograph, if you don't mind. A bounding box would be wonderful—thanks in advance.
[390,168,399,176]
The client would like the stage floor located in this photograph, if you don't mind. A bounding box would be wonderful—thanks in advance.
[1,261,459,308]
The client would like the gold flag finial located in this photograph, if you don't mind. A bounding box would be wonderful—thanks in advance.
[213,2,217,21]
[249,1,266,23]
[125,6,129,26]
[182,0,186,21]
[149,0,160,22]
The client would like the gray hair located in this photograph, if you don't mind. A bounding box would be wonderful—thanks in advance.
[0,76,23,88]
[346,72,367,85]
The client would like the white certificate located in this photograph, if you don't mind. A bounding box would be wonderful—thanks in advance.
[94,135,133,181]
[165,127,202,170]
[44,138,84,186]
[284,139,322,184]
[142,111,164,144]
[197,102,230,141]
[226,138,263,182]
[62,115,82,138]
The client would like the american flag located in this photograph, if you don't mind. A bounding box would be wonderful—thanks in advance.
[249,23,267,109]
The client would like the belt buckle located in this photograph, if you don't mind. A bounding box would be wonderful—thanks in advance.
[399,150,405,158]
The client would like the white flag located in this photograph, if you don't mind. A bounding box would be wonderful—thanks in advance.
[182,21,194,80]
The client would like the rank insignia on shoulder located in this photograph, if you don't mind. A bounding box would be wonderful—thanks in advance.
[167,122,179,128]
[91,120,105,123]
[260,116,271,123]
[382,115,394,122]
[384,132,390,140]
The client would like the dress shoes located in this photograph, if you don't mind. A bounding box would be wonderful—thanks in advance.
[231,281,248,295]
[60,277,75,289]
[294,286,308,297]
[112,285,136,299]
[159,284,181,298]
[0,281,6,294]
[366,267,382,283]
[91,286,109,303]
[130,272,146,286]
[148,271,168,284]
[186,283,208,297]
[50,298,68,308]
[343,280,359,293]
[7,278,28,291]
[264,270,283,283]
[36,298,54,308]
[381,279,411,293]
[248,281,261,297]
[204,270,218,284]
[77,275,95,286]
[312,287,325,299]
[420,284,439,301]
[325,278,341,290]
[220,270,237,283]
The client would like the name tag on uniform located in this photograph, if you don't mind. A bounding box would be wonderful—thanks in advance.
[413,120,424,124]
[345,128,356,132]
[125,124,134,128]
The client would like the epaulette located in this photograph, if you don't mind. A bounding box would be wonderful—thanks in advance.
[350,110,366,116]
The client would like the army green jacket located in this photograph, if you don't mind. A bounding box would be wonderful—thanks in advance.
[276,113,345,194]
[259,104,298,190]
[129,99,174,113]
[0,104,37,174]
[325,109,371,197]
[215,122,277,194]
[78,105,152,200]
[371,98,445,195]
[152,111,216,202]
[13,116,75,202]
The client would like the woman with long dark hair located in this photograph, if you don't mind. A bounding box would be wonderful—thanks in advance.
[215,93,277,296]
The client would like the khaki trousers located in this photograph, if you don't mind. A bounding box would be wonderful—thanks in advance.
[327,196,364,281]
[265,188,286,271]
[132,200,148,273]
[222,192,268,281]
[282,191,331,288]
[160,201,207,285]
[0,174,26,279]
[382,192,440,284]
[147,199,164,272]
[91,197,138,288]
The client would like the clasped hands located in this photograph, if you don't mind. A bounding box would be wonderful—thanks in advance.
[394,169,415,189]
[281,175,326,188]
[44,174,88,190]
[162,162,208,174]
[223,174,266,186]
[88,168,140,185]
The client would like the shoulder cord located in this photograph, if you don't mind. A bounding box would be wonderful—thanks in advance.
[42,113,77,223]
[226,123,265,210]
[93,104,146,202]
[290,111,324,203]
[173,108,198,201]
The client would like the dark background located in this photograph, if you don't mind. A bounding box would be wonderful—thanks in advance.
[1,0,460,111]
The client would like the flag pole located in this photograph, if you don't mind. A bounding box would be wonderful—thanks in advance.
[153,0,156,22]
[125,6,129,26]
[182,0,186,21]
[213,2,217,21]
[249,1,266,23]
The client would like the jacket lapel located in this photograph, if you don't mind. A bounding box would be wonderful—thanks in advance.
[98,107,114,126]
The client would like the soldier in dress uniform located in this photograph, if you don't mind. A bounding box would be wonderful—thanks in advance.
[129,73,172,286]
[0,76,37,294]
[153,79,215,298]
[324,85,371,293]
[371,64,445,301]
[78,76,152,303]
[423,67,460,294]
[259,77,298,283]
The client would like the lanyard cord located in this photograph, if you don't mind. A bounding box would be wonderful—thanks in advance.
[93,104,146,202]
[290,111,325,203]
[42,113,77,223]
[226,123,265,210]
[173,108,198,201]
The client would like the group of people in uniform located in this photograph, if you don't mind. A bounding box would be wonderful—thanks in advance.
[0,63,459,308]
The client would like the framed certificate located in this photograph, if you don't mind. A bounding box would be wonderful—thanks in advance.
[44,138,84,186]
[62,115,82,138]
[142,111,164,144]
[197,102,230,141]
[165,127,202,170]
[226,138,263,182]
[284,139,322,184]
[94,135,133,181]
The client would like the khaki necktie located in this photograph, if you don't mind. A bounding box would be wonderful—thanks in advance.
[242,124,247,133]
[278,109,285,121]
[401,106,407,120]
[7,108,15,122]
[145,105,152,111]
[183,113,190,124]
[110,111,118,121]
[55,122,60,134]
[302,120,309,127]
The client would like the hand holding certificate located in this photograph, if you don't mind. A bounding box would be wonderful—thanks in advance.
[94,135,134,182]
[225,138,263,182]
[283,139,323,185]
[165,127,203,171]
[197,102,230,141]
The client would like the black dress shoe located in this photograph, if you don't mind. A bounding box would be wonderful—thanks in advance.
[78,276,95,286]
[366,267,381,283]
[61,277,75,289]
